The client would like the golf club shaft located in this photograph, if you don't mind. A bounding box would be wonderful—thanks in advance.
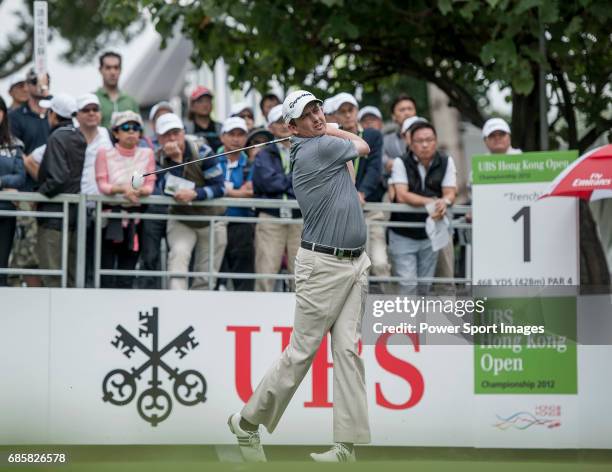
[143,137,291,177]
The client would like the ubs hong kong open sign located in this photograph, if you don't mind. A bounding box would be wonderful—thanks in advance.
[472,151,579,286]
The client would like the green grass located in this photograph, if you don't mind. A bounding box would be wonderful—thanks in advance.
[1,445,611,472]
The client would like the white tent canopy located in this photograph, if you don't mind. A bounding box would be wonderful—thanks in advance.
[123,33,192,107]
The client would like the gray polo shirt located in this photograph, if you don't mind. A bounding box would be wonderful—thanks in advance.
[291,134,367,248]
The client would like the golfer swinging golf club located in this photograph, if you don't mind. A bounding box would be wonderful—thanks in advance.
[228,90,372,463]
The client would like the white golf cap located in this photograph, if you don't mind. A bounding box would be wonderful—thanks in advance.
[401,116,428,135]
[221,116,248,134]
[482,117,511,138]
[39,93,77,119]
[282,90,322,123]
[358,105,382,121]
[155,113,184,135]
[149,101,174,122]
[7,74,26,91]
[333,92,358,112]
[76,93,100,111]
[266,104,284,126]
[322,96,338,115]
[230,101,252,116]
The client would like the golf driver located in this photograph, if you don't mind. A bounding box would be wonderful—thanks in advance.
[131,136,291,189]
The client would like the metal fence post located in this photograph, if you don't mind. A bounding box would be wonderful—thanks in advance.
[75,193,87,288]
[61,201,69,288]
[208,218,216,289]
[94,200,102,288]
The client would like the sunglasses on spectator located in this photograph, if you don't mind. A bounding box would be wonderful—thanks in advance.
[412,137,436,145]
[80,106,100,113]
[116,123,142,132]
[239,112,254,120]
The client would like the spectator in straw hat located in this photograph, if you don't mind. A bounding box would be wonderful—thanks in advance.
[95,110,155,288]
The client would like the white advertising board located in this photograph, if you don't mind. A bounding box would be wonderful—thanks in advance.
[1,288,610,448]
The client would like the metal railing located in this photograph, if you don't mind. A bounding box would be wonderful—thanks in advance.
[0,192,472,289]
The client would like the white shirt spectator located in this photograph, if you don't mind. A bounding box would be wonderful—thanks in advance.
[31,144,46,164]
[81,127,112,196]
[390,153,457,189]
[30,127,112,198]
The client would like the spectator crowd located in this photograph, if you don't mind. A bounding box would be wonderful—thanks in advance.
[0,51,521,292]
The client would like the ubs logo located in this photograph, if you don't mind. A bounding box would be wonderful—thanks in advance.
[102,307,207,426]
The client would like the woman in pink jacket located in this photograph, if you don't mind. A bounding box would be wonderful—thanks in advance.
[95,110,155,288]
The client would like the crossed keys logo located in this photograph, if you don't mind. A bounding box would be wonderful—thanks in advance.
[102,307,207,426]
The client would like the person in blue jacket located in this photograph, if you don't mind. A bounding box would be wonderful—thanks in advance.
[0,96,26,285]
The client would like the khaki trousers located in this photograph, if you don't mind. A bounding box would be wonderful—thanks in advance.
[166,220,227,290]
[435,239,455,279]
[254,213,303,292]
[365,211,391,278]
[242,247,372,444]
[36,226,76,287]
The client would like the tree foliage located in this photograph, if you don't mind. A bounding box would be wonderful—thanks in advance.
[0,0,142,79]
[100,0,610,153]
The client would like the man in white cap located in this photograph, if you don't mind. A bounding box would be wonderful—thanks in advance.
[36,94,87,287]
[7,69,51,288]
[154,112,226,291]
[147,101,174,151]
[230,102,255,131]
[149,101,173,125]
[322,95,339,123]
[252,104,302,292]
[482,117,521,155]
[74,93,113,286]
[217,116,255,291]
[464,117,522,226]
[7,75,29,110]
[228,90,371,463]
[75,94,112,198]
[9,69,51,158]
[358,105,383,131]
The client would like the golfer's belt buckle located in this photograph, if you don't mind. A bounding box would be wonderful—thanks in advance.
[336,249,346,259]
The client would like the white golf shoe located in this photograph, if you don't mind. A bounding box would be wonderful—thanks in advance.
[310,443,356,462]
[227,413,267,462]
